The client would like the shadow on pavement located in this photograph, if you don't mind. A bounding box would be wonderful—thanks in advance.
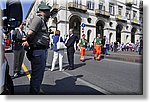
[13,75,104,95]
[74,63,86,69]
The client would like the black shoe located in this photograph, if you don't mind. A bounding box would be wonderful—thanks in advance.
[68,67,74,70]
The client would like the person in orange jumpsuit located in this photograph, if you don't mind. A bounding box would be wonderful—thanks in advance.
[78,34,87,62]
[94,34,102,60]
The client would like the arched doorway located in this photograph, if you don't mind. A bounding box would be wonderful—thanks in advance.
[87,30,91,42]
[96,20,105,38]
[131,27,137,43]
[69,15,81,38]
[116,24,123,43]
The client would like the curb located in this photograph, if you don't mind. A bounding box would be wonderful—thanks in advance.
[75,51,142,63]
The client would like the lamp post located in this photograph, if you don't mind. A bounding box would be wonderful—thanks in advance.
[65,0,67,39]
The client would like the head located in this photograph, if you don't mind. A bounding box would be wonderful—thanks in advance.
[38,2,51,20]
[55,30,60,36]
[69,29,73,35]
[97,34,100,38]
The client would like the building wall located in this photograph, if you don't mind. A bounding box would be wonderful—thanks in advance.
[26,0,143,45]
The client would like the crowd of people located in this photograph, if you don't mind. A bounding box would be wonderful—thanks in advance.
[109,39,143,55]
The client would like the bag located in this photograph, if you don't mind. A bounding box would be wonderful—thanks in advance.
[57,37,66,50]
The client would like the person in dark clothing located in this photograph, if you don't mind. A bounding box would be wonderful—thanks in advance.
[65,29,78,70]
[12,23,26,78]
[22,2,51,94]
[114,41,118,52]
[102,36,106,54]
[139,37,143,55]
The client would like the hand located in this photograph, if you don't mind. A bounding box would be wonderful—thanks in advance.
[22,41,29,48]
[22,38,27,41]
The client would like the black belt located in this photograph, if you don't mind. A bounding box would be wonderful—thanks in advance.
[30,45,48,50]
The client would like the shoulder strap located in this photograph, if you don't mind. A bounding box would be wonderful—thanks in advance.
[58,36,62,42]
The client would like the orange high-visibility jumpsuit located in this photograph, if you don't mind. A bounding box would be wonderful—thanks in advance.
[80,47,86,60]
[95,44,102,56]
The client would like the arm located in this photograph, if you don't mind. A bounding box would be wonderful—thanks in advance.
[22,30,35,48]
[22,16,41,48]
[77,39,81,49]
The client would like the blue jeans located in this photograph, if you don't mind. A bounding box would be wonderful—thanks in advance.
[30,49,47,94]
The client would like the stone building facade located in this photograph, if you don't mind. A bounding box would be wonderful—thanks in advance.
[26,0,143,45]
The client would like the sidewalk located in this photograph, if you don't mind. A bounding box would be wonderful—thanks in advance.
[75,50,143,63]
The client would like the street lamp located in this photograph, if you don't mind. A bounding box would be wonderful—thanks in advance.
[65,0,67,39]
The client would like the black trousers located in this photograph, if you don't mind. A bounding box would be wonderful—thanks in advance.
[67,51,75,68]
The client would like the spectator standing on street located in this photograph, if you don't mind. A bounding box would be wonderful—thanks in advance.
[105,37,109,55]
[135,40,139,52]
[121,43,125,51]
[51,30,64,71]
[65,29,79,70]
[126,43,129,51]
[78,34,87,62]
[12,23,26,78]
[139,37,143,55]
[114,41,118,52]
[22,2,51,94]
[102,36,106,54]
[110,42,114,52]
[94,34,102,60]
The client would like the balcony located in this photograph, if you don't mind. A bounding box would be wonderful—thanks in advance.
[51,4,59,15]
[95,9,110,18]
[68,2,87,13]
[126,0,133,6]
[131,18,140,25]
[115,15,127,22]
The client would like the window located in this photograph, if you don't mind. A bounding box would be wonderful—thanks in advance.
[87,0,94,10]
[87,18,92,23]
[99,3,104,10]
[109,3,114,15]
[87,30,91,42]
[126,9,131,20]
[109,22,113,27]
[118,6,123,15]
[53,0,57,5]
[126,26,129,30]
[133,10,137,19]
[73,0,82,5]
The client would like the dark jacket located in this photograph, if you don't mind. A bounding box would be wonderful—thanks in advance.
[140,39,143,48]
[12,29,26,50]
[65,34,78,53]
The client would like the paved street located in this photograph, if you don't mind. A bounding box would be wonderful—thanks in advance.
[5,50,143,95]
